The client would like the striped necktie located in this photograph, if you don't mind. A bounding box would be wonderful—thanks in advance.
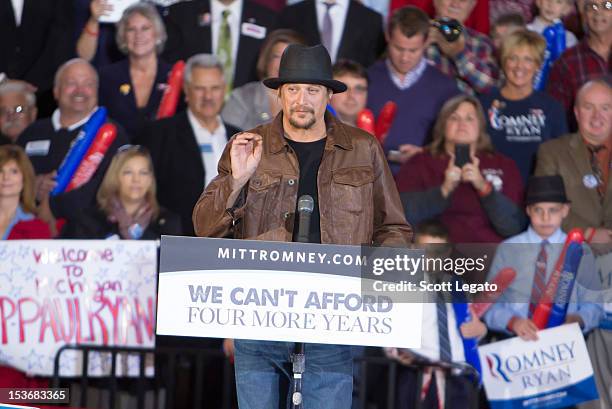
[321,1,335,56]
[586,143,605,199]
[436,290,452,362]
[217,9,233,94]
[528,240,548,318]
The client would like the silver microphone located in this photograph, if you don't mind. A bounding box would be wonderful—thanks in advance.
[296,195,314,243]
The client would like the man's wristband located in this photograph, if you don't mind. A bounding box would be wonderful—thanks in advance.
[507,316,519,332]
[585,227,596,243]
[84,24,99,37]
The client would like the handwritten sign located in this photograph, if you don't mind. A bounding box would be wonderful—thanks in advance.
[0,240,157,376]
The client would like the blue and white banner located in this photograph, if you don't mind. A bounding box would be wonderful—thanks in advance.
[478,324,598,409]
[156,236,424,348]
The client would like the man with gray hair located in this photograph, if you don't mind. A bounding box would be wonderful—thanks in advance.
[0,80,37,144]
[17,58,129,222]
[137,53,240,236]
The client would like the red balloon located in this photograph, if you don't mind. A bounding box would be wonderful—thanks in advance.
[356,109,375,136]
[157,60,185,119]
[374,101,397,144]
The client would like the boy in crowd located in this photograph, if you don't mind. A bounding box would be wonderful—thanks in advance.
[388,220,486,409]
[484,175,602,340]
[527,0,578,48]
[330,59,368,128]
[490,13,526,53]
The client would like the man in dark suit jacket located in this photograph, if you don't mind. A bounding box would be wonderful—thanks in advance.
[137,54,240,236]
[0,0,74,115]
[162,0,277,90]
[278,0,385,68]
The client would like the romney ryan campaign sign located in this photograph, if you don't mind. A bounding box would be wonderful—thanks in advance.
[478,323,598,409]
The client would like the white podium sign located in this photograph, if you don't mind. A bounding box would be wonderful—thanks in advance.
[156,236,423,348]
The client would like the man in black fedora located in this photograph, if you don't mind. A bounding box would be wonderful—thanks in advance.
[484,175,602,341]
[193,44,411,408]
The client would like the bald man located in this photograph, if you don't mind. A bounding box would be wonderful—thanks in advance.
[18,58,129,222]
[535,79,612,244]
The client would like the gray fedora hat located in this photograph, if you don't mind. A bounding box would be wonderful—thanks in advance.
[263,44,347,93]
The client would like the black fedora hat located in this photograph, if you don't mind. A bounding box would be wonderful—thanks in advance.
[525,175,570,205]
[263,44,347,93]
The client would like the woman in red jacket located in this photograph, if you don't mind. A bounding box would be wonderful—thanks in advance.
[0,145,53,240]
[396,94,527,243]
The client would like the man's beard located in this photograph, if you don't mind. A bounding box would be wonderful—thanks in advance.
[288,109,316,129]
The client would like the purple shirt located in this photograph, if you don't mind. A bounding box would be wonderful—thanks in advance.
[367,60,459,174]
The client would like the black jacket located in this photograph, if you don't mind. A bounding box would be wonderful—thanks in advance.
[136,111,240,236]
[278,0,385,68]
[0,0,74,91]
[60,206,182,240]
[162,0,277,88]
[98,59,172,139]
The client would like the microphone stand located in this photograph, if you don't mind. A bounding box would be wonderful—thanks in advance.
[291,195,314,409]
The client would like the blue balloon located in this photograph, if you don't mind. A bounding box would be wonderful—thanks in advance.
[326,104,337,117]
[452,302,482,382]
[51,107,107,196]
[547,242,583,328]
[534,20,567,90]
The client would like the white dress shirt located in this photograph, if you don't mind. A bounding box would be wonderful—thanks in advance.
[187,110,228,187]
[11,0,24,26]
[413,286,467,364]
[315,0,349,62]
[211,0,242,75]
[386,57,427,91]
[51,108,97,132]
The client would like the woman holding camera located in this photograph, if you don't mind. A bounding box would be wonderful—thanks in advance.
[61,145,180,239]
[396,94,526,243]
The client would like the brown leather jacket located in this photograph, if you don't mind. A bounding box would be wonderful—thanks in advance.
[193,112,412,246]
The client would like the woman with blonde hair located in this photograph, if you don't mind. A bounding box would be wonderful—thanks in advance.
[97,2,172,137]
[480,29,568,182]
[61,145,180,239]
[396,94,526,243]
[0,145,55,239]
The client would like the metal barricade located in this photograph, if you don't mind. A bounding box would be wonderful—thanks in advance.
[51,345,479,409]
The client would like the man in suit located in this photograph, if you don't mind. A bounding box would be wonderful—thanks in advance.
[0,0,74,116]
[535,79,612,244]
[278,0,385,68]
[138,54,240,236]
[162,0,277,92]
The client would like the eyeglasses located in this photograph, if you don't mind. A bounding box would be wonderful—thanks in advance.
[117,144,151,158]
[585,1,611,13]
[0,105,29,117]
[117,144,147,153]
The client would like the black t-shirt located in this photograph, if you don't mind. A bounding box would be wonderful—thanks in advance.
[286,137,326,244]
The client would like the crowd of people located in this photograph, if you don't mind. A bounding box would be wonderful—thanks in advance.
[0,0,610,408]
